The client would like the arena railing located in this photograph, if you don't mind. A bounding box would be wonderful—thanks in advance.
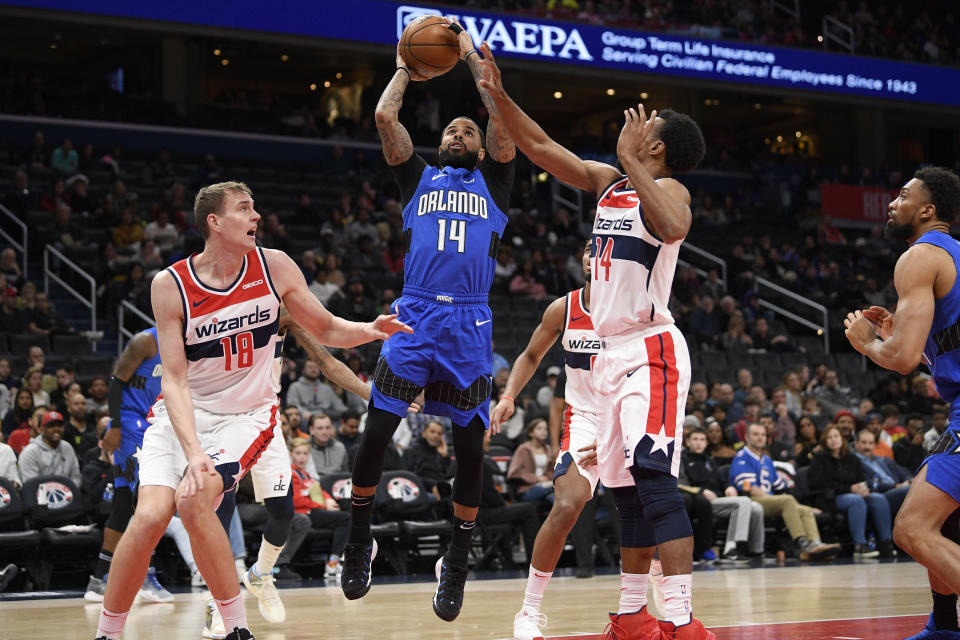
[679,243,727,287]
[43,244,98,349]
[0,203,27,280]
[117,300,156,355]
[754,275,829,354]
[771,0,800,22]
[823,15,854,54]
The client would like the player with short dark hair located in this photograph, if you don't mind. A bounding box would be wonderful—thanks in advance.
[341,22,514,623]
[844,166,960,640]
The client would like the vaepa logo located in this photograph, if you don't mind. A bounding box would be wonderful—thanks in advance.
[396,5,593,61]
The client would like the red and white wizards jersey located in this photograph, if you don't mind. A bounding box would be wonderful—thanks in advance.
[590,176,680,338]
[560,288,600,412]
[166,247,283,414]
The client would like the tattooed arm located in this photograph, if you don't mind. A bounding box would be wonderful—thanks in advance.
[453,23,516,163]
[375,46,426,167]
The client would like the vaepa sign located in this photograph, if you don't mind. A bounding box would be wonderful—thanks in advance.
[397,4,593,60]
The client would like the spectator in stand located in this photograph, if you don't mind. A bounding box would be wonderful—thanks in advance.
[924,407,949,452]
[894,414,928,474]
[323,253,346,288]
[721,312,753,352]
[687,381,709,416]
[0,374,7,423]
[401,419,454,499]
[49,365,76,412]
[731,423,839,560]
[536,366,561,409]
[25,344,54,376]
[142,209,181,256]
[134,240,164,276]
[760,414,793,463]
[813,371,857,417]
[18,411,81,487]
[854,428,911,518]
[779,370,804,417]
[40,178,66,214]
[0,358,17,391]
[733,368,753,405]
[1,388,33,440]
[283,406,308,440]
[904,374,936,415]
[299,250,317,284]
[689,295,722,350]
[308,264,342,306]
[732,397,762,442]
[52,202,88,250]
[50,138,79,177]
[286,359,347,421]
[681,427,764,563]
[27,292,75,336]
[0,249,23,289]
[7,406,46,455]
[63,392,96,458]
[336,410,361,450]
[793,416,821,467]
[23,366,50,409]
[509,260,548,300]
[87,376,109,416]
[260,214,292,254]
[288,438,351,579]
[69,179,94,216]
[771,398,796,445]
[706,417,738,465]
[80,417,113,513]
[508,418,556,505]
[111,206,143,249]
[308,413,349,478]
[751,317,794,352]
[331,277,377,323]
[0,440,19,488]
[5,169,36,216]
[881,404,908,443]
[808,424,894,558]
[833,410,859,443]
[23,131,47,170]
[864,412,895,459]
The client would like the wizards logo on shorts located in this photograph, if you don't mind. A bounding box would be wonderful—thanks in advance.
[37,481,74,510]
[386,477,421,502]
[0,485,11,509]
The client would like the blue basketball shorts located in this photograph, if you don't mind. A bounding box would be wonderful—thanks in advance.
[370,288,493,429]
[113,410,149,490]
[921,424,960,503]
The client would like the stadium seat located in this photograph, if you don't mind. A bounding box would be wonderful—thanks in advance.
[0,478,41,589]
[8,334,48,356]
[51,333,90,356]
[75,355,115,375]
[374,471,450,574]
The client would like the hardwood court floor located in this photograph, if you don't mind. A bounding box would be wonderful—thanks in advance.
[0,561,931,639]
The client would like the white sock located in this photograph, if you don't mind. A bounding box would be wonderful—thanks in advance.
[521,565,553,614]
[619,572,649,613]
[661,574,693,626]
[214,594,247,633]
[723,540,736,555]
[254,536,283,577]
[649,558,663,580]
[96,607,129,639]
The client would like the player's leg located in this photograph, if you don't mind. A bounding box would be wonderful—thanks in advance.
[896,464,960,594]
[95,485,176,640]
[85,485,133,601]
[902,508,960,640]
[433,414,485,622]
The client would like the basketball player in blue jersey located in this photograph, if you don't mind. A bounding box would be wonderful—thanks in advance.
[84,328,169,603]
[478,47,713,640]
[844,167,960,640]
[341,24,515,622]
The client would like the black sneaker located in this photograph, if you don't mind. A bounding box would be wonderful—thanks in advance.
[225,628,254,640]
[341,538,377,600]
[575,566,594,579]
[716,550,750,565]
[274,564,302,582]
[433,556,468,622]
[0,564,18,593]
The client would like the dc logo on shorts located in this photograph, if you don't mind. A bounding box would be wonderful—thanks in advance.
[387,477,421,502]
[332,478,353,500]
[0,486,10,508]
[37,482,74,509]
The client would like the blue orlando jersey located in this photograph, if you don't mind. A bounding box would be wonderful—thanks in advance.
[730,447,785,494]
[401,162,509,297]
[918,231,960,405]
[121,327,162,417]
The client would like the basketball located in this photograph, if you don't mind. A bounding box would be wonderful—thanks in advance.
[399,15,460,78]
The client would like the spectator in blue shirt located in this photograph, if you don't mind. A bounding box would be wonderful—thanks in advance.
[730,423,840,560]
[50,138,78,176]
[854,428,911,517]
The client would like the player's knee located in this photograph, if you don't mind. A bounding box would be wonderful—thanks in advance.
[611,486,655,548]
[635,471,692,543]
[893,509,925,552]
[550,493,584,528]
[264,494,294,524]
[129,508,170,543]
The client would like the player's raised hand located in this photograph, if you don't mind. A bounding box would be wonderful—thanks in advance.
[396,42,429,82]
[368,313,413,341]
[476,42,505,99]
[448,18,475,60]
[617,104,658,161]
[490,396,515,434]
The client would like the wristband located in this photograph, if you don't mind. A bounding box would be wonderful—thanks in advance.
[397,66,411,80]
[465,49,479,61]
[501,394,515,403]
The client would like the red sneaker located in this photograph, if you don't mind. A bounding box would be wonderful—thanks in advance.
[601,607,661,640]
[658,617,717,640]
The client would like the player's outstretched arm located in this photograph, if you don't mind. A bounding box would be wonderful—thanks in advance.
[844,245,937,374]
[477,41,618,196]
[617,105,692,243]
[375,45,426,167]
[266,249,412,348]
[491,297,564,428]
[451,23,515,164]
[279,305,372,401]
[150,270,210,498]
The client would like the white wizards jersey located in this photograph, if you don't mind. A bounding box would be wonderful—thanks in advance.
[590,176,680,338]
[561,288,600,412]
[166,248,283,414]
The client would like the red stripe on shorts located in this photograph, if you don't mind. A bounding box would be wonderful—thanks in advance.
[644,334,665,435]
[661,332,679,438]
[560,405,573,452]
[239,403,279,473]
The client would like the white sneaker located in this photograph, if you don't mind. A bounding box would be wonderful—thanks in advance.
[83,575,105,602]
[513,609,547,640]
[235,558,247,584]
[202,599,226,639]
[648,559,665,617]
[138,567,174,603]
[324,559,342,578]
[191,570,207,588]
[243,567,285,623]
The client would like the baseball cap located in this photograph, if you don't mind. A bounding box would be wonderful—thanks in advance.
[704,416,718,427]
[546,366,561,377]
[42,411,65,426]
[833,410,856,422]
[683,415,701,429]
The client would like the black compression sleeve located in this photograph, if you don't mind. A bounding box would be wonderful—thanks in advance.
[389,154,429,207]
[109,376,125,428]
[478,155,515,214]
